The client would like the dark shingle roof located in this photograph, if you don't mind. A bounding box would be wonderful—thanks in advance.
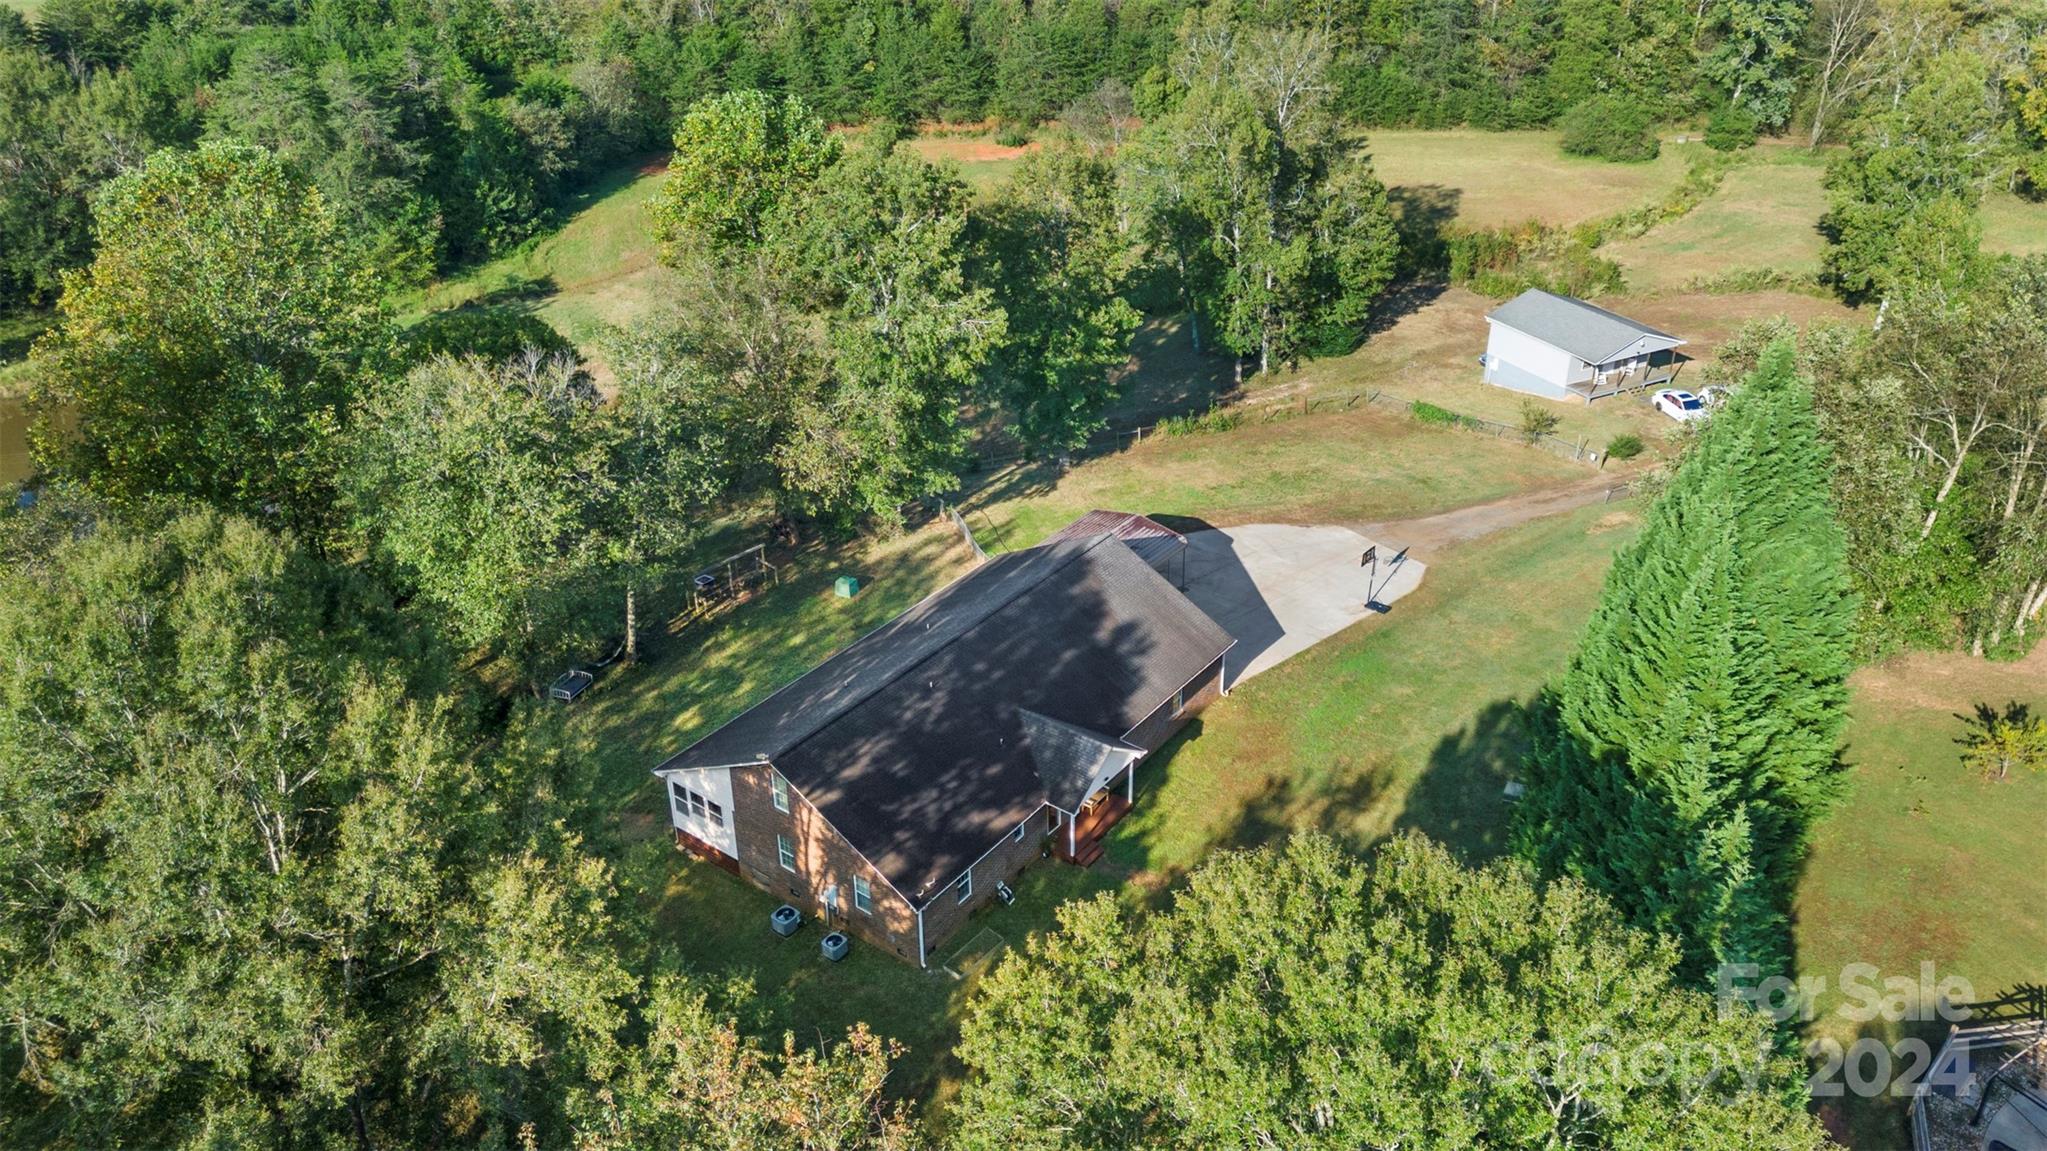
[1486,289,1683,364]
[1042,510,1186,572]
[1018,709,1144,814]
[653,534,1234,902]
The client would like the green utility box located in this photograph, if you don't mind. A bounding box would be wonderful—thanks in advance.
[833,575,860,599]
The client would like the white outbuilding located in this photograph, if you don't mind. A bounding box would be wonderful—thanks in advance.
[1480,289,1687,403]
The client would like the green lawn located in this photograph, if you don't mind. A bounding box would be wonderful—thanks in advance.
[1796,649,2047,1148]
[1605,147,1831,294]
[898,131,1034,194]
[395,161,670,375]
[395,130,1025,374]
[1982,190,2047,258]
[959,402,1591,552]
[1368,129,1706,230]
[0,0,37,13]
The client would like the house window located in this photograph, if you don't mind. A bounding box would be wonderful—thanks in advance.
[776,834,796,872]
[853,876,872,915]
[1172,687,1187,717]
[1013,820,1026,842]
[955,870,972,904]
[770,770,790,813]
[669,781,723,829]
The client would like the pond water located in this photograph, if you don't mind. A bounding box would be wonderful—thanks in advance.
[0,395,30,485]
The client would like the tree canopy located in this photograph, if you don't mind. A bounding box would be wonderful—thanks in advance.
[0,507,634,1147]
[954,832,1830,1151]
[30,142,392,539]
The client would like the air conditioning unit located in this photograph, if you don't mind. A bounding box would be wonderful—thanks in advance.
[770,904,802,937]
[821,931,850,962]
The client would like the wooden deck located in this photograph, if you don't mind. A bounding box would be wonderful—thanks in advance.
[1566,363,1681,403]
[1054,793,1131,868]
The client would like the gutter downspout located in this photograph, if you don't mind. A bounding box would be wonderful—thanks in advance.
[915,902,927,968]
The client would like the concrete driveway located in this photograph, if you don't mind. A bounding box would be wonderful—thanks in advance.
[1179,524,1426,688]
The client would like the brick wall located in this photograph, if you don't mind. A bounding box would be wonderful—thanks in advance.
[1123,654,1226,751]
[704,651,1228,967]
[910,807,1054,965]
[723,763,924,963]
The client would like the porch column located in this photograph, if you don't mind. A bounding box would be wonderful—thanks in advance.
[1067,816,1076,856]
[1126,766,1135,803]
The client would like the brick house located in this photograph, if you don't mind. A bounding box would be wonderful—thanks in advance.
[650,519,1235,967]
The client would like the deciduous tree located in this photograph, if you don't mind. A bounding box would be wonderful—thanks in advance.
[953,832,1830,1151]
[346,352,609,666]
[972,145,1142,453]
[30,142,392,539]
[0,508,633,1148]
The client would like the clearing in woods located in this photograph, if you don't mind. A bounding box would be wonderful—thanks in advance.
[1604,147,1832,293]
[1367,129,1705,229]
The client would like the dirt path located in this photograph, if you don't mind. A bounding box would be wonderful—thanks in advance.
[1356,471,1639,559]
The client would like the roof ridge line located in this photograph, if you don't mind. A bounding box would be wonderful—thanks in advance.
[761,533,1118,772]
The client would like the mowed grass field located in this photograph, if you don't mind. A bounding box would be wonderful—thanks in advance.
[1368,128,1705,229]
[1606,147,1831,293]
[898,130,1037,193]
[1226,283,1857,455]
[960,400,1590,552]
[1983,190,2047,257]
[396,161,670,379]
[1796,646,2047,1149]
[398,131,1035,373]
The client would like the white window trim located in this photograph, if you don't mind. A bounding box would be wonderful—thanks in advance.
[955,869,972,904]
[776,834,796,873]
[770,770,790,813]
[853,875,872,915]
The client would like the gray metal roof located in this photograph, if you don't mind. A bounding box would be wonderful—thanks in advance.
[652,533,1234,901]
[1486,289,1683,365]
[1042,510,1186,572]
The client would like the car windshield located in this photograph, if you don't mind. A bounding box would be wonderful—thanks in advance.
[1679,396,1702,410]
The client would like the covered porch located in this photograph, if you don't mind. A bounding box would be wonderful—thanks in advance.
[1051,768,1135,869]
[1565,351,1685,404]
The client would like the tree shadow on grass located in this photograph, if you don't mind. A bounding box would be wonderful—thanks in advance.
[1396,696,1535,863]
[1387,183,1463,282]
[1103,714,1392,909]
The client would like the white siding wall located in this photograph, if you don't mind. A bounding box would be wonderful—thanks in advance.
[663,766,739,857]
[1484,322,1582,389]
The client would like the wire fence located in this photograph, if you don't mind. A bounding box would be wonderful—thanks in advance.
[940,501,988,562]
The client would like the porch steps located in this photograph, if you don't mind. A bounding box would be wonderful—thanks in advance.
[1070,839,1106,868]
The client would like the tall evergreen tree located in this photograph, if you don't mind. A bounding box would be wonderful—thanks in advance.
[1515,342,1857,982]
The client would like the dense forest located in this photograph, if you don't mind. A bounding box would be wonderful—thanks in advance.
[4,0,2043,310]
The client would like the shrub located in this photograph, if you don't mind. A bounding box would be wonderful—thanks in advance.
[993,121,1033,148]
[1447,224,1626,298]
[1410,399,1459,427]
[1703,103,1759,152]
[1155,405,1242,438]
[1518,398,1562,443]
[1605,433,1645,460]
[1559,96,1661,163]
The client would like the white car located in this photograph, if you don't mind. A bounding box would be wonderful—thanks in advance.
[1652,389,1708,422]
